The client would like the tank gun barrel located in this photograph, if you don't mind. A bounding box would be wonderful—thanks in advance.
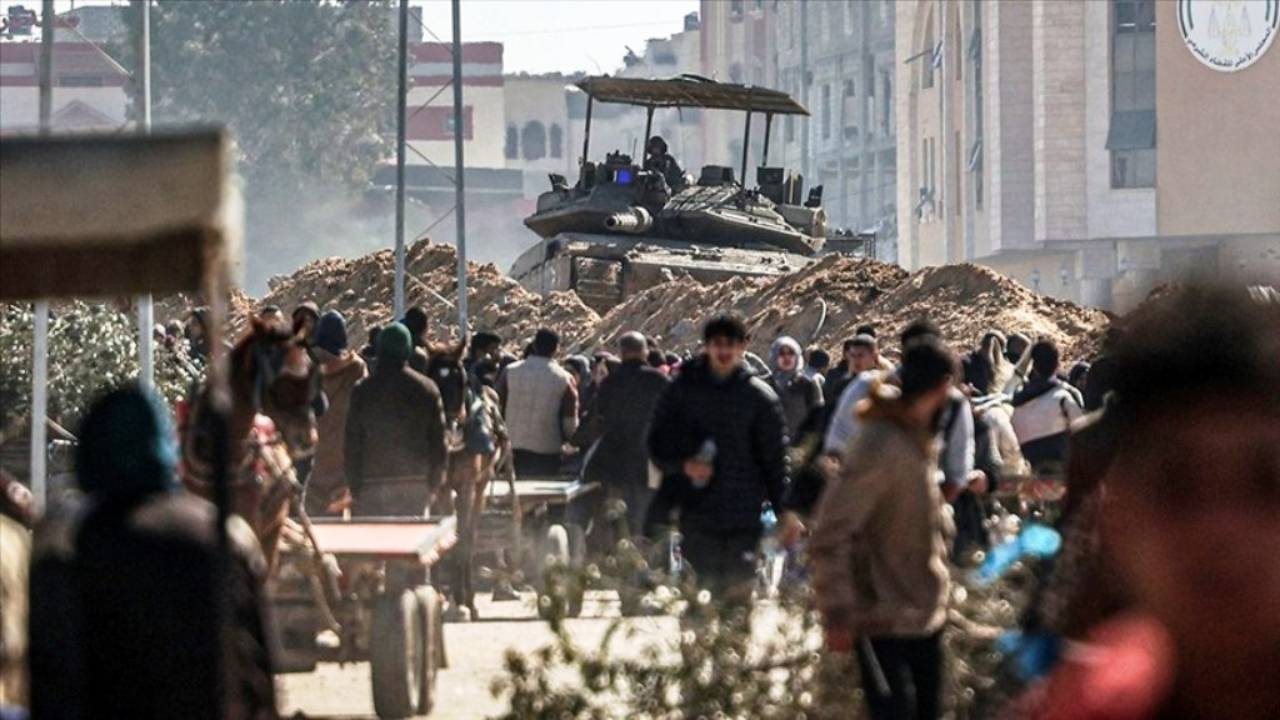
[604,206,653,234]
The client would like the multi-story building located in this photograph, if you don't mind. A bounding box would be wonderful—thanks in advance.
[897,0,1279,312]
[0,41,129,134]
[698,0,774,172]
[773,0,897,253]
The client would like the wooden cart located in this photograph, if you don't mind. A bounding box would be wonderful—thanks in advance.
[271,515,456,719]
[479,474,600,618]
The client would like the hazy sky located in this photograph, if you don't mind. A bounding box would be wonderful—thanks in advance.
[4,0,701,76]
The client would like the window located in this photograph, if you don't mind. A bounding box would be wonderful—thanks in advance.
[549,124,563,158]
[922,13,936,89]
[785,114,795,142]
[821,84,831,140]
[504,124,518,159]
[522,121,546,160]
[730,0,744,21]
[729,63,744,84]
[1108,0,1156,188]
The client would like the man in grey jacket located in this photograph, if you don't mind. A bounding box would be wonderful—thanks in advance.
[809,338,956,720]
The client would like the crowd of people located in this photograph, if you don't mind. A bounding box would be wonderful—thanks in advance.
[0,281,1277,720]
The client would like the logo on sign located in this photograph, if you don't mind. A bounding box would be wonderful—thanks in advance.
[1178,0,1279,72]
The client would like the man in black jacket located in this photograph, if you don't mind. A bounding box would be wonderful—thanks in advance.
[646,315,788,602]
[587,332,669,533]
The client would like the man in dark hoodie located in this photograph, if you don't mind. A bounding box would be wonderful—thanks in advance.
[29,386,276,719]
[645,314,788,602]
[1011,339,1083,474]
[344,323,447,517]
[587,332,670,533]
[402,305,432,376]
[307,310,367,516]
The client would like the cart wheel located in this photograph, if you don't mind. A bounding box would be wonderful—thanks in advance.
[414,586,443,714]
[371,589,425,719]
[537,524,585,619]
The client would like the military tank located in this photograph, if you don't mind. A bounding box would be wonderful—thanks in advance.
[512,75,827,313]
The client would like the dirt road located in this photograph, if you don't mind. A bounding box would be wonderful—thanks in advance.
[277,591,635,719]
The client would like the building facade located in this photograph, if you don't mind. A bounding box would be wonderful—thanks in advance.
[897,0,1279,311]
[0,41,129,134]
[773,0,897,252]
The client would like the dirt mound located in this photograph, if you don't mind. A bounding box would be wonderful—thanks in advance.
[585,257,1108,360]
[257,239,599,350]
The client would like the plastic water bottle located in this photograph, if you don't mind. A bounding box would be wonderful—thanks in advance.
[691,438,716,488]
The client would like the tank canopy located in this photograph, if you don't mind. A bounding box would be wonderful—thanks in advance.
[575,75,809,116]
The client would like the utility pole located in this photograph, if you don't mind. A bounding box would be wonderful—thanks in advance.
[393,0,408,319]
[451,0,468,338]
[799,1,810,185]
[937,0,950,262]
[31,0,54,511]
[137,0,154,387]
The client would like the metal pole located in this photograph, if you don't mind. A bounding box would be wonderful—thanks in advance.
[739,110,752,188]
[643,105,655,154]
[451,0,468,337]
[799,1,810,183]
[31,0,55,512]
[137,0,154,386]
[394,0,408,319]
[761,112,773,166]
[580,95,593,176]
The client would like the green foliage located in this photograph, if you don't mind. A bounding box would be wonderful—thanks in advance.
[120,0,400,290]
[0,302,197,432]
[492,510,1043,720]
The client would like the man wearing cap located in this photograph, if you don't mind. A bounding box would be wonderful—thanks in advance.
[497,328,578,477]
[344,323,447,517]
[306,310,367,516]
[586,332,670,533]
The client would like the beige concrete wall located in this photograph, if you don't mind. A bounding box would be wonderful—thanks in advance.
[1155,2,1280,238]
[986,0,1035,254]
[1032,0,1088,243]
[980,251,1080,303]
[406,84,505,168]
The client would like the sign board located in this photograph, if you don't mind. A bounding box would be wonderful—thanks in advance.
[1177,0,1279,72]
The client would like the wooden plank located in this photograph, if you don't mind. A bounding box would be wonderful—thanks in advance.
[0,129,240,299]
[307,516,457,565]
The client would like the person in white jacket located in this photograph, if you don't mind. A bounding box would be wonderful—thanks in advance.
[1011,339,1083,473]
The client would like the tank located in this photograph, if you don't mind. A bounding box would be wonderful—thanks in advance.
[512,75,828,313]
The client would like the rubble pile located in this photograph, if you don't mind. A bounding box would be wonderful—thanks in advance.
[585,255,1109,359]
[148,240,1107,361]
[254,239,600,350]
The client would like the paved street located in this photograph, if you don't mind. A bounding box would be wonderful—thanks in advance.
[277,591,645,719]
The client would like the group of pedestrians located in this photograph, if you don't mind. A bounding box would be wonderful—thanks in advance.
[2,281,1276,720]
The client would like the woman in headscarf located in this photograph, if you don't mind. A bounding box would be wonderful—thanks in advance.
[766,335,823,442]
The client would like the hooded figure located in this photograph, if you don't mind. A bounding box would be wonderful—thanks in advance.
[29,385,277,719]
[766,336,823,441]
[344,323,448,517]
[307,311,368,516]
